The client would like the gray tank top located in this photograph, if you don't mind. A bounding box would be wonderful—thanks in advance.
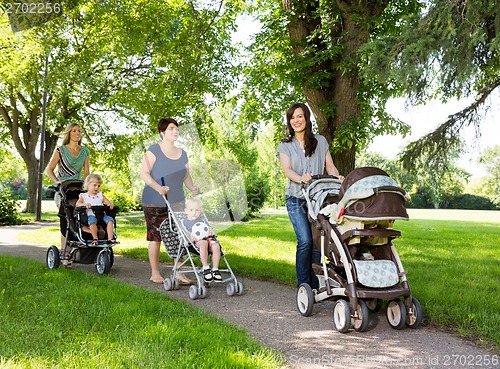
[141,144,188,206]
[276,134,329,199]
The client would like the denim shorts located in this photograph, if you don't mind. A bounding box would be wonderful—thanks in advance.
[87,214,114,225]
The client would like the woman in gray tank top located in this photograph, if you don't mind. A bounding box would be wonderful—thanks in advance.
[276,103,343,289]
[140,117,200,285]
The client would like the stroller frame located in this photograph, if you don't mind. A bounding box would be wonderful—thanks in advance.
[161,196,243,299]
[45,180,117,275]
[296,172,423,333]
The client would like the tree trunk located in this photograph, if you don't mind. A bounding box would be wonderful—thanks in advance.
[24,160,39,213]
[1,89,62,213]
[282,0,389,174]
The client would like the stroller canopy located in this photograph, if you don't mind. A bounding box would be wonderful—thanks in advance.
[334,167,409,221]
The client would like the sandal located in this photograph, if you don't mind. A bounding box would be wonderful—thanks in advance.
[62,259,73,269]
[149,276,164,284]
[175,272,193,285]
[91,239,98,247]
[108,239,120,245]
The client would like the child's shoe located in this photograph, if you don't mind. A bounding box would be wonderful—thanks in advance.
[213,270,222,283]
[203,269,213,282]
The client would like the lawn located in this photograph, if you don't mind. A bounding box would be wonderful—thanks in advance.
[0,256,284,369]
[8,208,500,357]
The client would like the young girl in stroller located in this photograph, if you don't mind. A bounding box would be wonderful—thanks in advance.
[75,173,118,246]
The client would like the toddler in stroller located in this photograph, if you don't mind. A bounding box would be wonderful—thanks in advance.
[161,196,243,299]
[183,198,222,283]
[75,173,118,246]
[296,167,423,333]
[45,177,118,275]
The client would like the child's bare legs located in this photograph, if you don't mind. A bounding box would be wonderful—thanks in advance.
[209,240,221,269]
[209,240,222,282]
[197,239,214,282]
[106,221,115,241]
[89,223,98,240]
[197,239,210,268]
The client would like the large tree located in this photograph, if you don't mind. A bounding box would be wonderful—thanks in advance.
[240,0,499,176]
[240,0,421,175]
[0,0,240,212]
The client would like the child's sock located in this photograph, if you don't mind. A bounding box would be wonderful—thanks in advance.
[203,265,210,271]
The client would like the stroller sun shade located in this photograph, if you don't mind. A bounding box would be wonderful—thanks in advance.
[335,167,410,221]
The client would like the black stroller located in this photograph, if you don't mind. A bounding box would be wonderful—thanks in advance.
[296,167,423,332]
[45,180,118,275]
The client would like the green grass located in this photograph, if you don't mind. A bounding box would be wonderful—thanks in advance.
[10,210,500,350]
[0,256,284,369]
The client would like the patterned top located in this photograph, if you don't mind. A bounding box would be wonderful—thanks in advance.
[276,134,329,199]
[56,145,90,181]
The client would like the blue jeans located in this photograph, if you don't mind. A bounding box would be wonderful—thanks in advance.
[285,195,320,289]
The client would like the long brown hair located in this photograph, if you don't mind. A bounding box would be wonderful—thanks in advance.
[281,103,317,157]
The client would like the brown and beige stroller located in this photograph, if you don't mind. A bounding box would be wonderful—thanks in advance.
[296,167,423,333]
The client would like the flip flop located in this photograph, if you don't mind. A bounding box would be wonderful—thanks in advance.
[175,273,192,285]
[149,277,164,284]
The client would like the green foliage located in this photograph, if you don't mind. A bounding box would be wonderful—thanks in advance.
[442,193,498,211]
[478,145,500,205]
[357,151,483,210]
[1,0,242,211]
[244,170,269,218]
[0,188,22,225]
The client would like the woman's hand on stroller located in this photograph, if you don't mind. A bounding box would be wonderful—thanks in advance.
[300,173,313,184]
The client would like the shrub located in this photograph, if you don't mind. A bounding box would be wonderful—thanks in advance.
[0,188,23,225]
[104,190,140,213]
[442,194,499,210]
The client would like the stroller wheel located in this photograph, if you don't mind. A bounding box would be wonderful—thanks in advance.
[46,246,60,270]
[226,283,235,296]
[188,285,198,300]
[386,299,407,329]
[236,281,244,296]
[405,297,423,329]
[352,300,369,332]
[333,299,351,333]
[296,283,314,317]
[164,278,173,291]
[199,285,207,299]
[95,249,111,275]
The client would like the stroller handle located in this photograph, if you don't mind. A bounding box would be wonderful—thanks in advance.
[301,174,340,189]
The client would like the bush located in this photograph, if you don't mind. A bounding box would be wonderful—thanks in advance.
[104,190,141,213]
[442,194,499,210]
[244,171,270,218]
[0,188,23,225]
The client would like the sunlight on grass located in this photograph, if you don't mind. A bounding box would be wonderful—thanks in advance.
[0,256,285,369]
[11,210,500,347]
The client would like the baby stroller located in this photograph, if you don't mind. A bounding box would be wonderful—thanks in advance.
[160,195,243,299]
[296,167,423,333]
[45,180,117,275]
